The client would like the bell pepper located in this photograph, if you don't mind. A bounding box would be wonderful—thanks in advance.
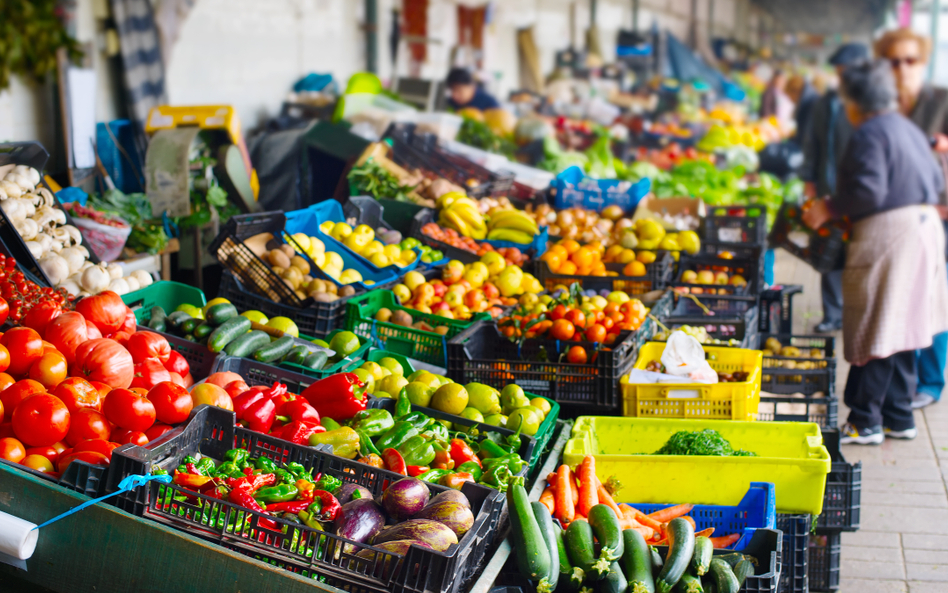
[254,456,280,474]
[375,421,420,451]
[195,457,217,475]
[395,391,412,418]
[300,373,367,421]
[359,453,384,468]
[296,479,315,500]
[313,473,342,493]
[397,435,437,467]
[357,429,381,457]
[271,392,296,417]
[254,483,299,503]
[483,453,524,474]
[271,420,323,445]
[441,472,475,490]
[232,390,266,420]
[224,448,251,469]
[321,417,342,431]
[306,490,342,522]
[173,470,213,490]
[350,409,394,437]
[407,465,429,477]
[450,438,481,468]
[399,411,433,431]
[244,397,277,434]
[281,399,321,426]
[309,427,360,459]
[426,422,450,443]
[382,448,407,475]
[457,461,483,480]
[482,463,512,492]
[416,468,453,483]
[432,449,454,470]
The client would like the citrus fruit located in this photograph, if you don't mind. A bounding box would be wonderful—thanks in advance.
[352,368,376,393]
[267,317,299,337]
[431,383,469,415]
[501,384,530,414]
[465,382,502,416]
[523,405,546,421]
[378,357,404,376]
[312,338,330,349]
[241,310,268,324]
[402,381,435,407]
[407,370,440,389]
[176,304,203,319]
[377,374,408,398]
[203,298,230,313]
[507,409,540,436]
[484,413,507,428]
[360,361,385,381]
[329,331,361,360]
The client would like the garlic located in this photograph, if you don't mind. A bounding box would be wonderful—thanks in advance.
[125,276,141,292]
[13,218,38,240]
[107,262,123,280]
[39,253,70,285]
[60,246,87,273]
[80,263,110,293]
[108,277,130,295]
[131,269,154,288]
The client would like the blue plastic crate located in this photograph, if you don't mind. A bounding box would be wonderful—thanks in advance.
[482,225,549,257]
[623,482,776,552]
[552,165,650,213]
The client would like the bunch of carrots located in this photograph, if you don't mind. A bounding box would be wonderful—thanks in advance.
[540,455,742,549]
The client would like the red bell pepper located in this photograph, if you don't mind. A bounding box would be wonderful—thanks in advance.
[281,399,321,426]
[232,390,266,420]
[270,420,322,445]
[244,397,277,434]
[271,392,296,416]
[300,373,367,420]
[262,500,312,514]
[449,439,481,468]
[382,448,407,475]
[173,470,212,490]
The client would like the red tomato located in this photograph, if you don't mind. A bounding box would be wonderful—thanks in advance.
[549,304,567,321]
[89,381,112,398]
[131,358,171,391]
[0,399,3,425]
[205,372,243,389]
[1,327,44,376]
[119,308,137,335]
[163,350,189,376]
[111,331,132,346]
[21,301,62,335]
[0,423,15,438]
[72,438,117,461]
[127,332,171,364]
[0,297,10,325]
[168,372,186,388]
[225,380,249,400]
[12,394,70,447]
[21,454,54,473]
[102,388,155,432]
[564,309,586,330]
[600,317,615,331]
[144,423,173,442]
[0,379,46,413]
[76,291,127,335]
[85,320,102,339]
[567,345,588,364]
[52,377,102,414]
[64,409,112,445]
[0,372,14,394]
[0,345,10,374]
[585,323,607,344]
[146,381,192,424]
[25,444,61,463]
[550,319,576,341]
[74,339,134,389]
[110,428,148,446]
[0,437,24,462]
[183,373,194,388]
[44,312,91,364]
[29,350,68,389]
[57,450,109,472]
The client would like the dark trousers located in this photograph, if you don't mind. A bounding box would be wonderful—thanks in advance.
[844,350,917,431]
[821,270,843,325]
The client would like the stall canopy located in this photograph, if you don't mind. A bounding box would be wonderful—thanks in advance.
[751,0,894,35]
[663,33,746,101]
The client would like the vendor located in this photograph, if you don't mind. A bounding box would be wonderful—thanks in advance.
[446,67,500,111]
[803,60,948,445]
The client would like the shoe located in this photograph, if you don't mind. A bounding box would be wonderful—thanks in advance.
[815,320,842,333]
[884,426,918,440]
[839,423,884,445]
[911,393,937,409]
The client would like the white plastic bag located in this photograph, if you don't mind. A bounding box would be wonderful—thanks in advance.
[660,331,719,384]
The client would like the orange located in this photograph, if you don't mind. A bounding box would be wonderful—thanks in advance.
[559,239,581,255]
[604,245,624,262]
[566,345,587,364]
[585,323,607,343]
[572,247,594,269]
[550,319,576,341]
[623,261,647,276]
[558,261,577,275]
[591,262,607,276]
[548,244,568,260]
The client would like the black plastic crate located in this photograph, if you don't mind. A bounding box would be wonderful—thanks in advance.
[818,429,861,531]
[661,293,759,348]
[769,202,846,274]
[759,285,803,333]
[0,456,108,498]
[343,196,395,232]
[703,207,768,245]
[808,530,841,592]
[757,333,837,426]
[447,321,641,413]
[673,249,763,297]
[776,513,811,593]
[211,354,337,394]
[536,252,674,295]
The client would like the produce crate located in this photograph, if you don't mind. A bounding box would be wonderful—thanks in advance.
[135,325,219,382]
[345,289,488,368]
[552,165,651,213]
[274,328,370,379]
[776,513,811,593]
[672,250,762,297]
[621,343,763,420]
[378,199,431,236]
[769,203,846,274]
[123,281,207,323]
[703,207,768,245]
[563,416,832,514]
[808,530,841,592]
[409,208,545,265]
[344,195,395,232]
[0,456,107,498]
[447,322,641,414]
[661,293,759,348]
[759,285,802,334]
[536,252,673,295]
[757,334,837,427]
[108,404,504,593]
[212,355,335,394]
[818,429,861,531]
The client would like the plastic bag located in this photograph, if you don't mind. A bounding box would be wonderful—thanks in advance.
[660,331,719,384]
[72,217,131,262]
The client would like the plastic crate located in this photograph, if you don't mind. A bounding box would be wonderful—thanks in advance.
[563,416,831,515]
[123,281,207,323]
[268,328,370,379]
[552,165,651,213]
[410,208,545,265]
[621,343,763,420]
[808,530,841,592]
[769,203,847,274]
[661,294,759,348]
[212,355,341,394]
[344,196,395,232]
[657,528,782,593]
[818,429,861,531]
[776,513,811,593]
[703,207,768,245]
[447,322,641,414]
[536,252,674,295]
[0,456,107,498]
[759,285,803,333]
[757,334,837,427]
[673,250,762,297]
[135,325,220,382]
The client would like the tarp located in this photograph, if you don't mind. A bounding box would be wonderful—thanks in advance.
[663,33,746,102]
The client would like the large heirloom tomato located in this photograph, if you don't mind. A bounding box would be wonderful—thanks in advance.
[127,332,171,364]
[146,381,192,425]
[76,291,128,335]
[130,358,171,391]
[74,339,134,389]
[12,393,70,447]
[45,312,93,364]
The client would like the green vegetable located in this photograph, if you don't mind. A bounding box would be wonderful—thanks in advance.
[193,323,214,339]
[302,351,329,370]
[692,536,714,576]
[456,117,517,159]
[657,518,696,593]
[181,318,200,334]
[565,519,603,580]
[732,558,754,586]
[622,529,655,593]
[167,310,191,326]
[147,307,166,332]
[601,562,628,593]
[708,559,739,593]
[531,501,559,593]
[253,335,294,362]
[674,570,703,593]
[206,303,239,326]
[652,429,756,457]
[283,345,309,365]
[588,504,624,562]
[207,316,252,352]
[348,158,417,203]
[224,330,271,357]
[555,523,584,590]
[508,476,551,581]
[88,189,169,254]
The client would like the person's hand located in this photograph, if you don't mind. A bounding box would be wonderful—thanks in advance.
[802,199,833,230]
[803,182,817,200]
[935,133,948,152]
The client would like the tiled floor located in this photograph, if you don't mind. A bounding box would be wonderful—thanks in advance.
[774,250,948,593]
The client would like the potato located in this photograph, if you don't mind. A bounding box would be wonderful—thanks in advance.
[309,278,326,293]
[280,244,295,259]
[246,233,275,258]
[294,289,307,299]
[272,266,285,276]
[324,282,338,294]
[265,238,283,252]
[313,292,338,302]
[391,310,413,327]
[338,285,355,297]
[269,249,291,269]
[291,256,311,275]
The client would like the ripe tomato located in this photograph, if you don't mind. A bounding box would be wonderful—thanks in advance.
[25,444,61,463]
[85,320,102,340]
[0,297,10,325]
[112,331,132,346]
[130,358,172,391]
[89,381,112,398]
[73,438,118,461]
[0,372,15,394]
[65,409,112,445]
[0,423,13,439]
[205,372,243,389]
[0,379,46,413]
[550,319,576,341]
[0,437,25,462]
[549,304,567,321]
[224,380,249,400]
[600,317,615,331]
[1,327,44,376]
[567,345,588,364]
[57,450,109,473]
[44,312,92,364]
[52,377,102,414]
[21,454,54,473]
[0,344,10,374]
[168,372,186,388]
[102,388,155,432]
[110,428,148,446]
[21,301,62,335]
[119,308,137,335]
[12,393,70,447]
[163,350,189,376]
[565,309,586,330]
[144,423,173,442]
[75,338,134,389]
[147,381,193,425]
[29,350,68,389]
[76,291,128,335]
[585,323,607,344]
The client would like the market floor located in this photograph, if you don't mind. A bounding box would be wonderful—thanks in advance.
[775,250,948,593]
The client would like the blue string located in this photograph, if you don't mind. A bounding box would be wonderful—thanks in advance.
[440,335,447,368]
[370,320,382,348]
[31,473,172,531]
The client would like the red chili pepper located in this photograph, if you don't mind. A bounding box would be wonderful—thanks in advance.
[432,449,455,470]
[299,373,367,420]
[226,473,275,494]
[244,397,277,434]
[407,465,429,477]
[232,390,266,421]
[173,470,212,489]
[382,448,407,475]
[262,500,312,514]
[449,439,481,468]
[308,490,342,522]
[228,482,278,529]
[186,462,203,475]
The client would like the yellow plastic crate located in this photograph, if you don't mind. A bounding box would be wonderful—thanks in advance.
[563,416,830,515]
[621,343,763,420]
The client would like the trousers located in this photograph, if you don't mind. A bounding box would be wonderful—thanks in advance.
[844,350,916,431]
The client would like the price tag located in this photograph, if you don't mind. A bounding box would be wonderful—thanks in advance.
[717,227,743,243]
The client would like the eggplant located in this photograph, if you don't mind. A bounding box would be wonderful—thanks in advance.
[335,498,386,550]
[381,477,430,521]
[335,483,374,505]
[427,489,471,509]
[356,539,432,579]
[372,519,458,551]
[414,501,475,538]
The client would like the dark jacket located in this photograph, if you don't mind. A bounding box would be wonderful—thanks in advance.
[793,84,819,144]
[447,86,500,111]
[831,112,944,221]
[909,85,948,137]
[800,90,853,197]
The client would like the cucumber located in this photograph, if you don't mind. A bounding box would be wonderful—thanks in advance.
[181,318,200,334]
[555,524,585,590]
[507,476,551,582]
[283,345,309,365]
[701,580,716,593]
[656,518,696,593]
[588,504,624,562]
[193,322,214,339]
[692,537,713,576]
[224,330,271,357]
[708,559,739,593]
[167,310,191,326]
[531,502,559,593]
[565,519,603,580]
[732,558,754,586]
[651,546,663,572]
[207,316,252,352]
[206,303,239,326]
[601,562,627,593]
[302,350,329,370]
[254,335,295,363]
[183,334,196,342]
[147,306,167,332]
[675,571,703,593]
[621,529,655,593]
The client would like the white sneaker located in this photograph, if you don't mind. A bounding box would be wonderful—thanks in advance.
[884,426,918,440]
[839,423,884,445]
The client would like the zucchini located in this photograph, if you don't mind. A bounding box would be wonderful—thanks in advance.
[284,345,309,365]
[148,306,166,332]
[555,524,585,590]
[601,562,627,593]
[193,322,214,339]
[651,546,663,572]
[183,334,196,342]
[207,316,252,352]
[588,504,624,562]
[167,310,191,326]
[713,554,747,569]
[656,517,695,593]
[302,350,329,370]
[674,570,703,593]
[531,501,559,593]
[206,303,239,326]
[181,318,200,334]
[225,330,271,357]
[621,529,655,593]
[565,519,601,580]
[507,476,551,581]
[254,335,295,362]
[692,537,713,576]
[732,558,754,586]
[708,559,739,593]
[701,580,716,593]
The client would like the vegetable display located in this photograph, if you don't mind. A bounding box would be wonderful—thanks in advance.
[651,429,757,457]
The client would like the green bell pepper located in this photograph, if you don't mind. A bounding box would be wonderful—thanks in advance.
[482,463,512,492]
[416,468,453,483]
[482,453,524,474]
[357,429,382,457]
[397,435,437,467]
[350,409,394,437]
[254,484,299,503]
[313,474,342,493]
[399,412,433,431]
[457,461,483,480]
[375,421,420,451]
[321,417,342,431]
[254,456,279,474]
[424,422,449,442]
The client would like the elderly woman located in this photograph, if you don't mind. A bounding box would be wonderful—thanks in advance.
[803,60,948,445]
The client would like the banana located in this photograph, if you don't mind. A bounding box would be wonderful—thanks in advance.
[488,210,538,235]
[487,228,533,244]
[450,197,481,210]
[443,210,473,237]
[449,203,486,232]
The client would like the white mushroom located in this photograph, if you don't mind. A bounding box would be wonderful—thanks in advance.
[34,206,66,229]
[80,263,111,293]
[50,227,72,247]
[6,173,33,192]
[13,218,38,240]
[25,241,44,259]
[107,262,123,280]
[62,225,82,246]
[60,246,87,273]
[59,279,81,297]
[108,277,130,295]
[13,166,40,187]
[39,253,70,285]
[1,198,26,222]
[125,276,141,292]
[130,269,154,288]
[0,180,21,199]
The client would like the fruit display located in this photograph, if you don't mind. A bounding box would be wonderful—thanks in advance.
[643,360,749,383]
[438,192,488,240]
[761,337,829,370]
[484,207,541,245]
[419,222,529,266]
[676,268,748,293]
[314,221,421,269]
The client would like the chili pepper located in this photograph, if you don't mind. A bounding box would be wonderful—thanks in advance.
[382,448,408,475]
[244,397,277,434]
[375,421,420,451]
[399,411,433,431]
[274,469,296,485]
[213,462,244,479]
[197,457,217,474]
[151,466,168,476]
[506,426,523,453]
[285,462,313,482]
[416,468,453,483]
[407,465,429,477]
[395,391,412,417]
[298,509,325,531]
[450,438,481,468]
[441,472,475,490]
[173,470,213,489]
[359,453,385,468]
[226,473,276,494]
[357,428,382,458]
[295,479,315,501]
[271,420,322,445]
[309,427,360,459]
[477,438,508,460]
[185,462,203,476]
[482,453,524,474]
[457,461,483,480]
[432,449,454,470]
[482,463,512,492]
[254,456,280,474]
[224,448,250,468]
[306,490,342,522]
[228,482,278,529]
[313,473,342,493]
[350,409,394,437]
[299,373,367,420]
[281,399,321,426]
[397,435,437,467]
[263,500,312,514]
[183,455,198,466]
[254,483,300,503]
[321,417,342,431]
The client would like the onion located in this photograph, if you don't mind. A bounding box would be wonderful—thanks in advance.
[81,263,111,293]
[131,270,154,288]
[40,253,70,285]
[557,211,574,228]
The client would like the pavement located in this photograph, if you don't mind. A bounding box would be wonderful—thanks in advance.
[774,250,948,593]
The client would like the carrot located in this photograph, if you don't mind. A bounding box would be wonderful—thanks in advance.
[620,504,637,522]
[647,504,694,523]
[709,533,742,549]
[682,515,696,531]
[695,527,715,538]
[539,486,556,514]
[568,468,580,503]
[627,507,663,531]
[554,465,575,525]
[576,456,599,516]
[595,477,623,518]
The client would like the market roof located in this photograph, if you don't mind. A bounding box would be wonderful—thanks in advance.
[751,0,896,35]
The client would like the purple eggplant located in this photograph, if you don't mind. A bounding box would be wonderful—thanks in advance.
[334,483,374,505]
[356,539,432,579]
[372,519,458,551]
[335,498,386,549]
[381,477,430,521]
[427,489,471,509]
[414,501,475,538]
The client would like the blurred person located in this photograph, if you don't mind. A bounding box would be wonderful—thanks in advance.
[800,43,870,334]
[876,27,948,409]
[785,74,819,144]
[803,60,948,445]
[759,69,788,119]
[446,67,500,111]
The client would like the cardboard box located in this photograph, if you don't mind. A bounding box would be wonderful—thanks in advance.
[632,195,706,230]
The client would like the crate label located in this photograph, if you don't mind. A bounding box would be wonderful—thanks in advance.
[519,379,551,392]
[717,228,743,243]
[666,388,701,399]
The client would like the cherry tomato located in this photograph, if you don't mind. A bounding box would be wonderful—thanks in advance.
[0,372,15,394]
[102,388,156,432]
[65,409,112,446]
[52,377,102,414]
[29,350,68,390]
[21,454,54,473]
[600,317,615,331]
[0,437,26,462]
[146,381,193,425]
[550,319,576,341]
[0,296,10,325]
[567,345,588,364]
[12,393,70,447]
[1,327,44,376]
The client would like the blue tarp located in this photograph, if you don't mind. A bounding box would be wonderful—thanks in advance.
[663,33,746,102]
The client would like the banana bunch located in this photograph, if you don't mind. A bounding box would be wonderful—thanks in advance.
[486,208,539,244]
[439,195,487,240]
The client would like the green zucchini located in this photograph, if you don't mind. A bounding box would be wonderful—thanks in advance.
[588,504,624,562]
[656,517,695,593]
[565,519,601,580]
[302,351,329,370]
[207,316,252,352]
[691,537,713,576]
[147,306,167,332]
[283,345,309,365]
[555,524,585,590]
[531,502,559,593]
[701,579,716,593]
[193,322,214,339]
[708,559,739,593]
[601,562,627,593]
[167,310,191,326]
[651,546,663,572]
[206,303,239,326]
[225,330,271,357]
[713,553,747,569]
[507,476,551,581]
[732,558,754,586]
[181,318,201,334]
[183,334,196,342]
[621,529,655,593]
[675,570,703,593]
[254,335,295,362]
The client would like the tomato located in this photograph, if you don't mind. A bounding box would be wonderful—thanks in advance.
[163,350,189,376]
[130,387,149,396]
[57,450,109,472]
[112,331,132,346]
[73,438,117,461]
[85,320,102,340]
[0,372,15,394]
[183,373,194,388]
[74,338,134,389]
[132,333,175,367]
[0,297,10,325]
[29,350,68,389]
[21,454,54,473]
[52,377,101,414]
[144,423,173,442]
[0,345,10,374]
[567,345,588,364]
[607,311,624,326]
[119,308,137,335]
[168,372,186,388]
[0,423,14,438]
[0,437,24,462]
[225,380,249,400]
[12,393,70,447]
[130,358,171,391]
[1,327,44,376]
[89,381,112,398]
[0,379,46,413]
[102,388,155,432]
[564,309,586,330]
[549,304,567,321]
[76,291,127,335]
[25,444,61,463]
[585,323,607,344]
[147,381,192,424]
[44,312,92,364]
[205,372,243,389]
[600,317,615,331]
[65,409,112,445]
[21,301,62,335]
[190,383,234,411]
[549,318,576,341]
[110,428,148,446]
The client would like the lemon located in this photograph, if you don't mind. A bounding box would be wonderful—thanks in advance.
[501,384,530,414]
[402,381,435,407]
[530,397,552,418]
[507,409,540,435]
[360,361,385,381]
[267,316,299,337]
[377,374,408,398]
[352,368,376,393]
[407,370,440,388]
[378,357,404,376]
[465,382,502,415]
[456,407,485,433]
[383,244,403,260]
[176,304,204,319]
[312,338,330,349]
[203,297,230,313]
[328,331,361,359]
[431,383,469,415]
[241,310,269,324]
[483,413,507,428]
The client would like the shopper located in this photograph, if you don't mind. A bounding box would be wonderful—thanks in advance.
[800,43,870,334]
[803,60,948,445]
[876,27,948,409]
[759,68,788,119]
[785,74,818,144]
[446,68,500,111]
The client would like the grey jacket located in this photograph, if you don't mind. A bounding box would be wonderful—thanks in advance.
[800,90,853,197]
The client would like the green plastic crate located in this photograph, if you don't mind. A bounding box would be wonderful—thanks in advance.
[345,290,486,368]
[364,348,417,375]
[277,329,370,379]
[123,281,207,323]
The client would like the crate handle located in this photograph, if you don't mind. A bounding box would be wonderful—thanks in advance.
[663,388,703,399]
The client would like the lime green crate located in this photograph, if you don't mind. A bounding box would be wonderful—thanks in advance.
[345,290,487,368]
[122,281,207,324]
[277,329,369,379]
[563,416,830,515]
